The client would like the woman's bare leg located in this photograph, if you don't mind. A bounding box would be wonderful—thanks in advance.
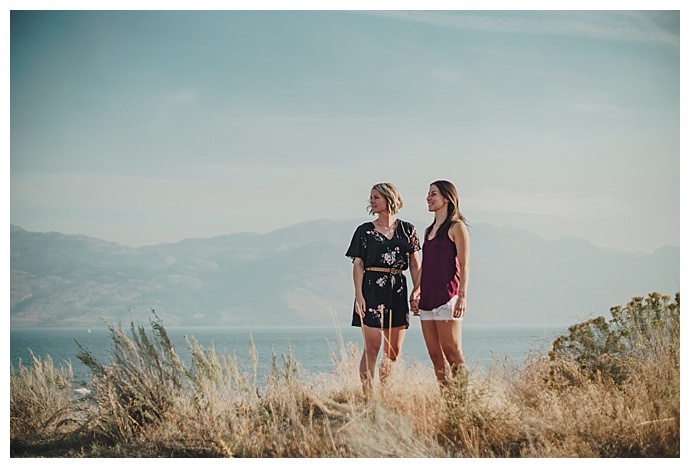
[421,320,448,381]
[437,319,465,379]
[360,325,382,397]
[380,326,406,385]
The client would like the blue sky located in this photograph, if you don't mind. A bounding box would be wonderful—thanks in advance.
[8,5,682,252]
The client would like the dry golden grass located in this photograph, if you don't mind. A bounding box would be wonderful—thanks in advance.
[10,293,680,458]
[10,351,75,440]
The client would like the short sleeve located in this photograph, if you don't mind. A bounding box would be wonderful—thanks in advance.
[405,222,421,253]
[345,224,366,261]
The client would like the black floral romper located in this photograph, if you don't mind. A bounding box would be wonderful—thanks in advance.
[345,220,421,329]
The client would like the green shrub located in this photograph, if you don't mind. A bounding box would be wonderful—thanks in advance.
[549,292,680,385]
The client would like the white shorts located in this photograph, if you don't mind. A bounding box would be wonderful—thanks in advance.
[419,295,463,321]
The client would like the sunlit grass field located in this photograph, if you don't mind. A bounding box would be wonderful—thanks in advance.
[10,292,679,458]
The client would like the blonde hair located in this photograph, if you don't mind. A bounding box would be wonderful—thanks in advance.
[368,182,404,215]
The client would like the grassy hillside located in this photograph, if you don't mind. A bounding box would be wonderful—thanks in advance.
[10,292,679,458]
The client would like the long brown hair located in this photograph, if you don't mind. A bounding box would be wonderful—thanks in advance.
[425,180,468,240]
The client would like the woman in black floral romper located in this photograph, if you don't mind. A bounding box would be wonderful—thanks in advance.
[346,182,421,397]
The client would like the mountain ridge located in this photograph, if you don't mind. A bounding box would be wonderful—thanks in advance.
[10,220,679,329]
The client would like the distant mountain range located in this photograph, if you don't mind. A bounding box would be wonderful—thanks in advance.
[10,220,679,328]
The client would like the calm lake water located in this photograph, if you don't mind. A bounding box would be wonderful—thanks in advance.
[10,324,565,385]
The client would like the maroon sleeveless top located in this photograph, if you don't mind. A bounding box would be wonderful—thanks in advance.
[418,227,461,310]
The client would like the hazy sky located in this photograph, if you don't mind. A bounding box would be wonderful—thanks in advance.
[9,5,681,252]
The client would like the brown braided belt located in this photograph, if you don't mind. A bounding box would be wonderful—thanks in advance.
[365,266,404,275]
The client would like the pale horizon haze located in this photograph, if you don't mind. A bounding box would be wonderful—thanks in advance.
[8,4,683,254]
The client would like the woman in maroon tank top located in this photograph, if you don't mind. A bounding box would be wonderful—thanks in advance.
[411,180,470,384]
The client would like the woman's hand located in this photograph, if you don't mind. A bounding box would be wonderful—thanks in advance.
[352,258,366,319]
[354,294,366,319]
[409,289,420,315]
[453,295,466,319]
